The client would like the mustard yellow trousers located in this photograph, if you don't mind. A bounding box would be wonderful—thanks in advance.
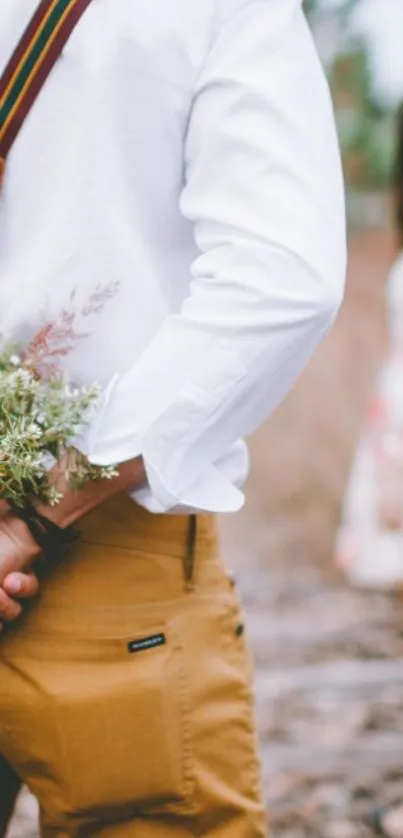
[0,495,267,837]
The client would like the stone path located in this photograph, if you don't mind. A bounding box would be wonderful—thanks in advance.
[230,549,403,838]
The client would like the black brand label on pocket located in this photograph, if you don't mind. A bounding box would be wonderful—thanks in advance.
[127,633,166,654]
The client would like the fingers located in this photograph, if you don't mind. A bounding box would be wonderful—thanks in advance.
[3,571,39,600]
[0,588,22,623]
[0,571,40,630]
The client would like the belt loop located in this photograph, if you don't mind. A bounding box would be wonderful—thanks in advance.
[184,514,197,591]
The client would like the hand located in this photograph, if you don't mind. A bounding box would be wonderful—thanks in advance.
[0,570,39,626]
[0,507,40,625]
[0,454,146,625]
[0,510,40,580]
[35,454,146,529]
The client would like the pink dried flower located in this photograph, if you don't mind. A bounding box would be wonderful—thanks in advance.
[25,281,119,377]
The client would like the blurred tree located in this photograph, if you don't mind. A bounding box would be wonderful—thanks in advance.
[332,42,393,189]
[304,0,318,17]
[304,0,359,23]
[306,0,394,191]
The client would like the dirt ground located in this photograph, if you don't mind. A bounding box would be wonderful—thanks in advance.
[7,229,403,838]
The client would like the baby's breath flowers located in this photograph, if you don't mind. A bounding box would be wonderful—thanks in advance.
[0,346,117,507]
[0,283,120,508]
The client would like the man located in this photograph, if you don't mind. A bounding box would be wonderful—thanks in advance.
[0,0,346,835]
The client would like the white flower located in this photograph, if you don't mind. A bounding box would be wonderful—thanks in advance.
[0,341,117,507]
[87,383,101,397]
[28,423,42,436]
[40,452,57,470]
[10,369,32,386]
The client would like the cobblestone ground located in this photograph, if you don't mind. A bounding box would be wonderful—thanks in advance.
[224,536,403,838]
[7,229,403,838]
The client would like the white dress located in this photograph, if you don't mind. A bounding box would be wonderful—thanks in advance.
[336,253,403,589]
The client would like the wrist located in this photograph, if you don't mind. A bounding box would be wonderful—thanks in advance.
[11,515,41,560]
[0,509,41,576]
[8,500,79,558]
[34,455,146,529]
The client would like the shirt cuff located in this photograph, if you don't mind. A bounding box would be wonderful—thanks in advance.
[76,375,245,514]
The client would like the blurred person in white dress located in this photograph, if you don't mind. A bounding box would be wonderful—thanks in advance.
[336,105,403,590]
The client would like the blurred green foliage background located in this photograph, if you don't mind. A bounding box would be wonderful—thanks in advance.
[305,0,395,206]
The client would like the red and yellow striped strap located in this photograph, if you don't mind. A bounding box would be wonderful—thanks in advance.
[0,0,94,188]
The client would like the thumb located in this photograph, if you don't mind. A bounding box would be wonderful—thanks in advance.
[3,571,39,599]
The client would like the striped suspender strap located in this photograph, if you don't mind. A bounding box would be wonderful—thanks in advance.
[0,0,95,190]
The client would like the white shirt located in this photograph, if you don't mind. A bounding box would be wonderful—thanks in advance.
[0,0,346,514]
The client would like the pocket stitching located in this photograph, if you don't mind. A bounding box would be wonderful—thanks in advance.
[165,622,197,815]
[219,606,264,803]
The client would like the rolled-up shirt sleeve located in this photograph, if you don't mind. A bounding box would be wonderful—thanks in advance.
[83,0,346,512]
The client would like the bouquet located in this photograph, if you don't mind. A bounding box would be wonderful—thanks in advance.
[0,286,118,509]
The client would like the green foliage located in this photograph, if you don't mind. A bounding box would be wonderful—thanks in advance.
[304,0,318,17]
[306,2,395,189]
[0,345,117,507]
[305,0,359,20]
[331,43,394,188]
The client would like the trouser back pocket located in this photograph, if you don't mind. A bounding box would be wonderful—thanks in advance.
[0,619,194,820]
